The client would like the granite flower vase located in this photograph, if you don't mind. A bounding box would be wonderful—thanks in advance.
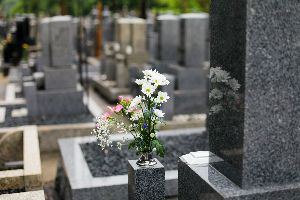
[136,152,157,167]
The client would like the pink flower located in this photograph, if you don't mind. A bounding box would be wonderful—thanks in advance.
[107,106,114,112]
[115,105,123,112]
[118,96,123,102]
[102,112,112,119]
[125,97,131,102]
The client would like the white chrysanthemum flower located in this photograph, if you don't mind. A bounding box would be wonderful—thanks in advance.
[130,110,143,121]
[142,83,156,97]
[155,91,170,103]
[209,89,223,100]
[150,73,170,86]
[135,79,146,85]
[143,69,155,78]
[129,96,142,108]
[154,109,165,118]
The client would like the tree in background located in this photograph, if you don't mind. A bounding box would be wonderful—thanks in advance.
[0,0,211,18]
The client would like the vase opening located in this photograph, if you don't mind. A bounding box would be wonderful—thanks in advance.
[136,153,157,167]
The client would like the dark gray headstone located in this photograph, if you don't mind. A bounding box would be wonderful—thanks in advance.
[50,16,73,67]
[179,1,300,199]
[179,13,209,68]
[209,0,300,188]
[156,14,180,63]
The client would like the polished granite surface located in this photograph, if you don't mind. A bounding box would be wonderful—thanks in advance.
[208,0,300,189]
[179,154,300,200]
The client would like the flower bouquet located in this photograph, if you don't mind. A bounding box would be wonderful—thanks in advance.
[92,69,170,166]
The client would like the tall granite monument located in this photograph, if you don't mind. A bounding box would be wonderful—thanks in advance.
[24,16,85,118]
[156,14,180,63]
[179,1,300,199]
[151,13,210,118]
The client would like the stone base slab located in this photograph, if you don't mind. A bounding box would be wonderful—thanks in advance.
[36,85,85,116]
[178,155,300,200]
[44,67,77,90]
[0,190,45,200]
[90,76,129,102]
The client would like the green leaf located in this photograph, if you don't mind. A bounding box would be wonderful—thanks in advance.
[151,139,165,158]
[128,140,136,150]
[143,110,151,119]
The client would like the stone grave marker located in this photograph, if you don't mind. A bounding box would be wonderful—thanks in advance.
[49,16,73,67]
[179,13,209,68]
[179,1,300,199]
[156,14,180,63]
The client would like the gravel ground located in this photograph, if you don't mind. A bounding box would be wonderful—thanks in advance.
[0,188,25,195]
[81,133,208,177]
[0,104,94,127]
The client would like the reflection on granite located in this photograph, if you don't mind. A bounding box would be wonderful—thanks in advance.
[208,0,300,189]
[208,0,246,187]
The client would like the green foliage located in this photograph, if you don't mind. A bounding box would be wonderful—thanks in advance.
[151,139,164,157]
[0,0,210,18]
[152,0,211,14]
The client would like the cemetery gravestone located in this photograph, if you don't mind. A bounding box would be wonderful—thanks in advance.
[103,7,113,43]
[156,14,180,63]
[151,13,210,116]
[38,18,51,70]
[131,18,147,54]
[24,16,86,118]
[179,13,209,68]
[50,16,73,67]
[115,18,131,54]
[93,18,148,102]
[179,1,300,199]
